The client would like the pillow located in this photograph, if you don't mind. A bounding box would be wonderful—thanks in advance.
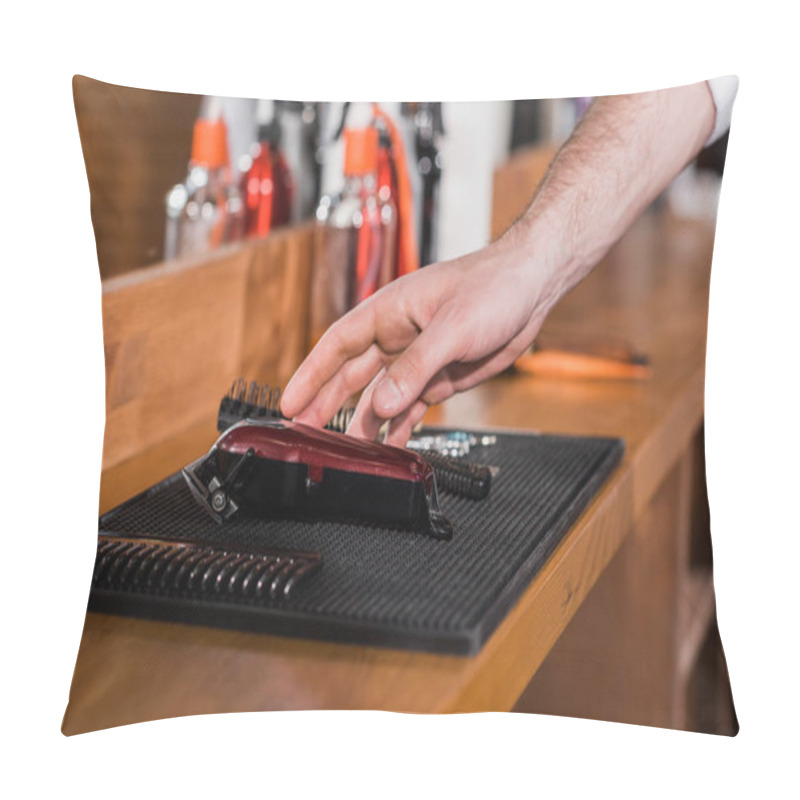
[64,75,737,737]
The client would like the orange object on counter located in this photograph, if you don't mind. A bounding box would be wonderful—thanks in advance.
[514,340,652,381]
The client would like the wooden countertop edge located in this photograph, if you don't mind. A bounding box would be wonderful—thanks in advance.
[101,222,314,294]
[431,364,706,713]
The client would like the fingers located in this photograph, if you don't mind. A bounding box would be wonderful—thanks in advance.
[281,259,543,439]
[331,337,526,444]
[280,302,378,419]
[341,317,533,441]
[385,400,429,447]
[346,371,428,447]
[370,314,460,420]
[345,369,388,441]
[420,321,542,404]
[293,343,386,428]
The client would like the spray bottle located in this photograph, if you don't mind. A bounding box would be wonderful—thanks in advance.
[164,97,243,260]
[310,108,384,347]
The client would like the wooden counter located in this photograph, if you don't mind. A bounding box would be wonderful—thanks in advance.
[63,207,735,736]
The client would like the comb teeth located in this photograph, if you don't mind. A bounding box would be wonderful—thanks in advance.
[218,377,284,432]
[325,406,356,434]
[230,377,248,402]
[93,536,322,602]
[220,377,352,434]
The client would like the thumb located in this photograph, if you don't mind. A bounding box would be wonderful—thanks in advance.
[372,319,457,419]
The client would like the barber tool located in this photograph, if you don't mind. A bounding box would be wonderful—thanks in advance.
[93,535,321,603]
[93,429,624,653]
[215,378,493,505]
[417,451,492,501]
[217,377,283,431]
[184,416,454,539]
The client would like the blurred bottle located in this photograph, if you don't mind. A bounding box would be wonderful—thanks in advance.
[164,98,244,260]
[310,126,386,347]
[242,99,295,239]
[376,129,399,285]
[410,103,443,267]
[275,100,321,221]
[373,104,419,276]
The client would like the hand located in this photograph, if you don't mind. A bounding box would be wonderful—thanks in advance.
[281,231,558,446]
[281,85,718,446]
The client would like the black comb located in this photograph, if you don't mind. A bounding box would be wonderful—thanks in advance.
[92,535,322,603]
[217,378,284,432]
[217,378,357,435]
[325,405,356,433]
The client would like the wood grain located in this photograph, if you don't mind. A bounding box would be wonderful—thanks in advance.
[514,454,685,728]
[63,207,721,734]
[99,224,314,474]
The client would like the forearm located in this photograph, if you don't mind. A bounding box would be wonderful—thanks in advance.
[281,83,718,438]
[505,83,716,308]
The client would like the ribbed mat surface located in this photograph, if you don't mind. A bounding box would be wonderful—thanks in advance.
[92,429,623,654]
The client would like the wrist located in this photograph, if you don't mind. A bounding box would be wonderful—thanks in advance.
[497,201,586,313]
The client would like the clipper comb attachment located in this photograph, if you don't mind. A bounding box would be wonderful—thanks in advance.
[92,535,322,603]
[217,378,283,432]
[217,376,355,435]
[325,405,356,434]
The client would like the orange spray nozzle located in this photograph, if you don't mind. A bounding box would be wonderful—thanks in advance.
[191,117,230,169]
[343,127,379,176]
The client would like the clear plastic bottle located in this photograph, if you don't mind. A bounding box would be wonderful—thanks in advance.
[164,101,244,260]
[310,126,386,347]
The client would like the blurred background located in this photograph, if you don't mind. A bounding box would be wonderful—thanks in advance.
[73,79,728,282]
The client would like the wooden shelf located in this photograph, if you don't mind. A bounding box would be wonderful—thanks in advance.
[99,224,314,477]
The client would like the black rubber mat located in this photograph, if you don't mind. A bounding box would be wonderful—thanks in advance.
[91,429,623,654]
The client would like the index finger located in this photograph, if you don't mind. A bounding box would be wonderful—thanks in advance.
[280,301,378,419]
